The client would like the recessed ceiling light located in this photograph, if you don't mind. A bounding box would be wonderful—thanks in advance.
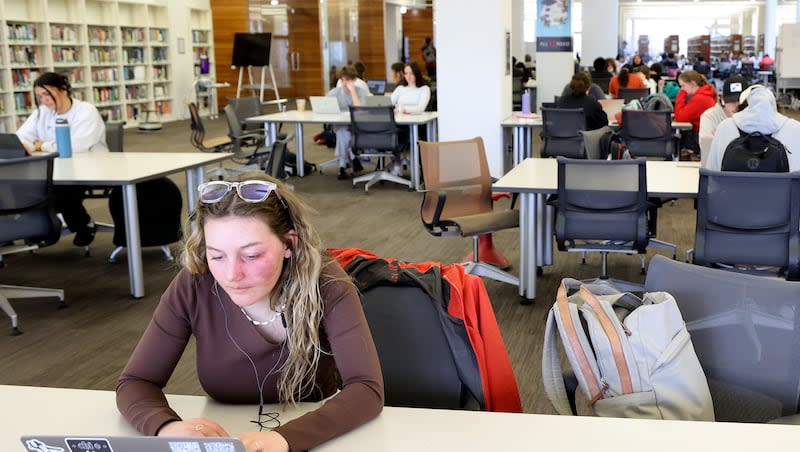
[270,0,278,4]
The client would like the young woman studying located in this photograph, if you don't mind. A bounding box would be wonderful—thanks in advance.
[116,173,384,452]
[16,72,107,246]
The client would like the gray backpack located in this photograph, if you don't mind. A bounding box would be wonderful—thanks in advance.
[542,279,715,421]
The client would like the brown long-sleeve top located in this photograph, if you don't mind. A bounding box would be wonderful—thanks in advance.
[116,261,384,452]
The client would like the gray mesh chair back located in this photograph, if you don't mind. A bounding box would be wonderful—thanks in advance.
[0,153,64,334]
[645,255,800,422]
[361,285,483,409]
[594,76,611,95]
[693,168,800,279]
[188,102,231,153]
[349,105,399,151]
[541,108,586,159]
[265,139,288,180]
[349,106,410,192]
[106,121,124,152]
[553,158,649,287]
[619,87,649,103]
[620,110,674,159]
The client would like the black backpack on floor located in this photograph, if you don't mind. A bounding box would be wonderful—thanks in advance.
[721,128,789,172]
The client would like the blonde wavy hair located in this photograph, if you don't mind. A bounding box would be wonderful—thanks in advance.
[182,172,342,405]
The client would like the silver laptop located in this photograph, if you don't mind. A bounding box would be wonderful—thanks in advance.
[0,133,27,158]
[309,96,342,114]
[364,96,393,107]
[21,435,246,452]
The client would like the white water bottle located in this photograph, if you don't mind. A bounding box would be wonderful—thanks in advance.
[56,118,72,158]
[521,89,531,115]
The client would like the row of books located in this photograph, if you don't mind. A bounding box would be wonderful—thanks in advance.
[192,30,209,44]
[13,92,34,111]
[122,48,145,64]
[90,48,117,64]
[8,23,38,41]
[91,68,119,82]
[94,86,120,103]
[122,28,146,43]
[51,25,79,43]
[52,47,80,64]
[89,27,116,44]
[152,47,168,62]
[150,29,167,44]
[98,106,123,122]
[11,69,40,88]
[123,66,146,82]
[125,85,148,100]
[9,46,41,66]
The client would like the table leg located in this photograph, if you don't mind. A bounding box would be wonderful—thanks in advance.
[264,123,277,147]
[518,192,537,301]
[186,167,204,232]
[513,126,523,166]
[122,184,144,299]
[410,124,420,191]
[296,123,305,177]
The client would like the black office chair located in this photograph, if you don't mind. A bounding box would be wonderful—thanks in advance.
[511,76,524,111]
[550,158,649,291]
[349,106,412,193]
[593,75,611,95]
[540,108,586,159]
[0,153,65,335]
[689,169,800,280]
[645,255,800,422]
[222,104,270,169]
[361,285,483,409]
[188,102,231,153]
[619,110,675,160]
[619,87,649,104]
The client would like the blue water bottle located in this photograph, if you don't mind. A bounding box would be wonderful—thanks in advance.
[521,89,531,115]
[55,118,72,158]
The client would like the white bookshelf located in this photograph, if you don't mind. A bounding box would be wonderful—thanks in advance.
[190,7,215,117]
[0,0,213,132]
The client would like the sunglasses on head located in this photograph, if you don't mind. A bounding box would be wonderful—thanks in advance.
[198,180,280,204]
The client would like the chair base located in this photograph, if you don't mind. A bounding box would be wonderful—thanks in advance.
[1,284,66,335]
[463,261,520,286]
[353,170,412,193]
[319,158,339,174]
[108,245,174,263]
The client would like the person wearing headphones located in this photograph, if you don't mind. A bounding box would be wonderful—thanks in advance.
[116,173,383,452]
[16,72,107,246]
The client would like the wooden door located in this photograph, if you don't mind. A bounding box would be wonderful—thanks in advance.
[285,0,325,97]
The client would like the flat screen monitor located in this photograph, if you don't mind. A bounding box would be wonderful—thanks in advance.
[232,33,272,67]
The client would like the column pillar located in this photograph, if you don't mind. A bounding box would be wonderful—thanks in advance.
[435,0,511,177]
[582,0,619,65]
[511,0,524,63]
[764,0,777,57]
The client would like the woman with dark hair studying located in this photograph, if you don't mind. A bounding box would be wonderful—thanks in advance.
[608,66,645,99]
[16,72,107,246]
[116,173,384,452]
[556,72,609,131]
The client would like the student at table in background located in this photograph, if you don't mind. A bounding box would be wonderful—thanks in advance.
[328,65,369,180]
[556,72,608,131]
[674,70,717,159]
[608,66,645,99]
[560,71,605,101]
[336,61,370,94]
[699,75,749,140]
[16,71,107,247]
[706,85,800,171]
[388,62,404,91]
[116,173,384,452]
[390,62,431,115]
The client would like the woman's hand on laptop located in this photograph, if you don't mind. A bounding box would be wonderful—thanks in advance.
[157,418,229,437]
[239,430,289,452]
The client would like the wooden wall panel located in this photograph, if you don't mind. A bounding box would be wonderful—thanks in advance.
[210,0,249,103]
[401,7,433,75]
[358,0,386,80]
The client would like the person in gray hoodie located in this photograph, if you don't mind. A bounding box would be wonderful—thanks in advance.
[706,85,800,171]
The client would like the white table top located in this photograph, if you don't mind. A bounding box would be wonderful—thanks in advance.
[494,158,700,198]
[50,151,233,186]
[500,114,693,131]
[2,384,798,452]
[246,110,438,126]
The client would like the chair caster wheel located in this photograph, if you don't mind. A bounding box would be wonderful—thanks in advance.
[537,266,544,276]
[11,327,22,336]
[519,296,534,306]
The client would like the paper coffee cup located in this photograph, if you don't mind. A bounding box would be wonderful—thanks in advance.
[297,99,306,111]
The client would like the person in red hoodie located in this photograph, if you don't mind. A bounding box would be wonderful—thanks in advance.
[674,70,716,159]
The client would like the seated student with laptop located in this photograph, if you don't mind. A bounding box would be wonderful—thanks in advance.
[16,72,108,247]
[116,173,384,452]
[327,65,369,179]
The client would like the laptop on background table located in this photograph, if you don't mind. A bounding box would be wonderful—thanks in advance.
[21,435,246,452]
[309,96,342,114]
[366,79,387,95]
[364,96,393,107]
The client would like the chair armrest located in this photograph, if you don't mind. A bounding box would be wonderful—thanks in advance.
[420,189,448,228]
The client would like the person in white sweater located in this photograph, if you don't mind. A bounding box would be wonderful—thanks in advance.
[706,85,800,171]
[699,75,748,140]
[390,62,431,115]
[16,72,107,246]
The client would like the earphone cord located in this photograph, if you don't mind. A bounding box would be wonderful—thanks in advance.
[214,281,285,429]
